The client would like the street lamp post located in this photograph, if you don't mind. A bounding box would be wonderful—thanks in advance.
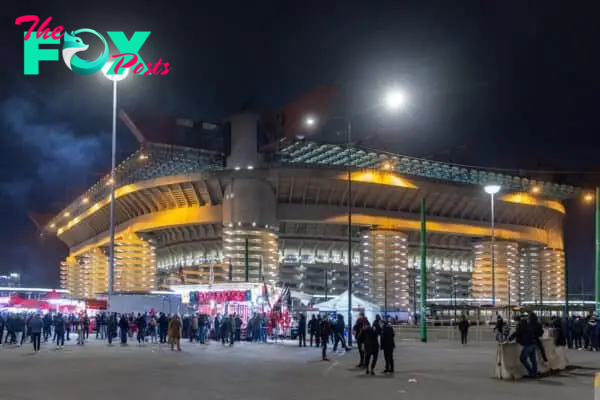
[303,88,406,347]
[452,275,457,323]
[484,185,501,307]
[595,187,600,316]
[346,118,353,347]
[101,62,129,296]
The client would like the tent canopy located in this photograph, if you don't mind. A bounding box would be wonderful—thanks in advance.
[314,291,380,313]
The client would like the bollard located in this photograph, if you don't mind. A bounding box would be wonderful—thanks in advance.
[595,373,600,400]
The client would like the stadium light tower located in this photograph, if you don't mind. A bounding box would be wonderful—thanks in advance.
[384,89,407,111]
[101,61,129,296]
[303,87,407,346]
[484,184,501,307]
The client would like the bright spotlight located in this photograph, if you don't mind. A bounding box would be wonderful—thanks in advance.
[484,185,501,195]
[304,116,316,127]
[384,90,406,110]
[101,61,129,82]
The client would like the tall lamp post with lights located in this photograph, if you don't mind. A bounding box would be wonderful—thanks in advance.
[484,184,501,307]
[304,88,406,346]
[101,61,129,296]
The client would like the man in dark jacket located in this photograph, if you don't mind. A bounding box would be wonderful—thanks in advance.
[308,315,317,347]
[118,315,129,344]
[298,314,307,347]
[29,313,43,352]
[107,313,117,345]
[333,315,349,352]
[381,320,395,373]
[353,313,369,368]
[320,317,332,361]
[158,313,169,344]
[358,322,379,375]
[54,314,66,348]
[135,313,147,346]
[42,313,52,343]
[458,315,470,345]
[510,315,538,378]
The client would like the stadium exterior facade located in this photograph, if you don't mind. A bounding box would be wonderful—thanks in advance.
[45,113,575,311]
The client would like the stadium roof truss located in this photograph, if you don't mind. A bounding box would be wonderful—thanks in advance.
[46,139,580,231]
[279,140,579,200]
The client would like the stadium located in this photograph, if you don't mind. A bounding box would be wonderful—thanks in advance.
[40,92,580,314]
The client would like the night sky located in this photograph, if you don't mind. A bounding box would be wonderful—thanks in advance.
[1,1,598,290]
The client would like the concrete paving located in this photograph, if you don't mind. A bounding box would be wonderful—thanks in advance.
[0,337,597,399]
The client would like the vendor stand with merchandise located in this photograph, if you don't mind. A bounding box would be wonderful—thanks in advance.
[169,282,292,339]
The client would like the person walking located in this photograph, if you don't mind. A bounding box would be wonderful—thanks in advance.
[29,313,43,353]
[353,312,369,368]
[333,314,349,352]
[381,320,395,373]
[458,315,470,345]
[168,315,182,351]
[358,322,379,375]
[298,314,307,347]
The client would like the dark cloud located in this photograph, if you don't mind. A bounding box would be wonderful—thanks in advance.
[0,93,111,284]
[0,96,110,207]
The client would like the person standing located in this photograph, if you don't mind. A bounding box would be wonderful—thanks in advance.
[235,314,242,342]
[190,314,199,343]
[298,314,307,347]
[168,315,182,351]
[353,312,369,368]
[149,315,158,343]
[42,313,52,343]
[320,317,332,361]
[494,315,505,342]
[458,315,470,345]
[358,322,379,375]
[381,320,395,373]
[136,313,147,346]
[54,313,66,349]
[107,313,117,345]
[29,313,43,353]
[158,313,169,344]
[308,315,317,346]
[14,315,25,347]
[315,315,322,348]
[118,314,129,345]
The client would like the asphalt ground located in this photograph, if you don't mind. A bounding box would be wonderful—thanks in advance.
[0,337,596,400]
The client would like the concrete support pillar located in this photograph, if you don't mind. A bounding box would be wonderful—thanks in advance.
[361,229,409,310]
[472,240,518,304]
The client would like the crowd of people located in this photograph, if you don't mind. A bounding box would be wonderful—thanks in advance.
[303,312,396,375]
[0,311,276,353]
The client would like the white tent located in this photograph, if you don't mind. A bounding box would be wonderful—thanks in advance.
[314,291,381,324]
